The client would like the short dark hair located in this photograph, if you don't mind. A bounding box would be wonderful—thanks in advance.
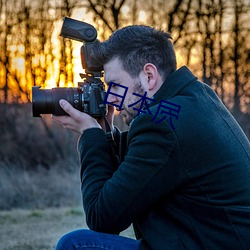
[91,25,177,80]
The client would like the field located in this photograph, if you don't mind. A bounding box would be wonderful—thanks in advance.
[0,206,134,250]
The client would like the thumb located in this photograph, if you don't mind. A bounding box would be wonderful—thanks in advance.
[59,99,86,121]
[59,99,72,114]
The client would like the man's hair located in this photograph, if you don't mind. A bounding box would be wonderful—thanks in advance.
[91,25,177,80]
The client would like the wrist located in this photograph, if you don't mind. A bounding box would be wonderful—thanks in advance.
[80,119,102,134]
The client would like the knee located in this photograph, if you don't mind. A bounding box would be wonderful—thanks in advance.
[56,229,88,250]
[56,232,72,250]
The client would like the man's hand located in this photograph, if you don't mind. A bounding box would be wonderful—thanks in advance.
[52,99,101,134]
[52,99,115,134]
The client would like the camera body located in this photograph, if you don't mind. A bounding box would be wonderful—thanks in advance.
[32,17,106,118]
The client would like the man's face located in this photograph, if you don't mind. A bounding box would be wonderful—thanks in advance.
[104,57,146,125]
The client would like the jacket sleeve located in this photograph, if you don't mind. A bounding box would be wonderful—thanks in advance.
[78,113,185,234]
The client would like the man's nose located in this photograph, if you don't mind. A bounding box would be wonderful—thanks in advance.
[107,93,118,103]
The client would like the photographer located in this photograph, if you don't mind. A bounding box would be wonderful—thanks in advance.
[53,25,250,249]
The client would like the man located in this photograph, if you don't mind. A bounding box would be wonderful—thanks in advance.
[53,25,250,249]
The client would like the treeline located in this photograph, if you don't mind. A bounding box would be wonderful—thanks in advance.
[0,0,249,115]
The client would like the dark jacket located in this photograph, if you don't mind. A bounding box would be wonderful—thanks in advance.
[78,66,250,249]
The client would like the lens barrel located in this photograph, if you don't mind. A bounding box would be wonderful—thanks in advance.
[32,86,81,117]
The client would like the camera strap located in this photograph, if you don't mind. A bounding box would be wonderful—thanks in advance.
[104,116,114,142]
[94,88,121,167]
[93,88,115,144]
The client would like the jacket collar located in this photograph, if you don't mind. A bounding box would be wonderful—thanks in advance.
[149,66,197,107]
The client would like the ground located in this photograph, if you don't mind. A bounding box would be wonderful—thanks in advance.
[0,207,135,250]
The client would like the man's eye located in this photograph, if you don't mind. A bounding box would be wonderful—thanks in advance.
[109,82,119,89]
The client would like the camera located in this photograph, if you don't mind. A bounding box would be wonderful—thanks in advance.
[32,17,107,118]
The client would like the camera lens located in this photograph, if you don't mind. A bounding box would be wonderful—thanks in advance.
[32,86,82,117]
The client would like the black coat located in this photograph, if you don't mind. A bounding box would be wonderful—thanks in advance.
[78,66,250,249]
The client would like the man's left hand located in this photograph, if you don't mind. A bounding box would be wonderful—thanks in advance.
[52,99,101,134]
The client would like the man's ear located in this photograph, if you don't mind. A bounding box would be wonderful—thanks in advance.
[143,63,159,91]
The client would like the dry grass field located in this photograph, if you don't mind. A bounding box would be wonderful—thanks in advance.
[0,206,135,250]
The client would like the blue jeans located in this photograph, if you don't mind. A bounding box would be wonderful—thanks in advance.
[56,229,140,250]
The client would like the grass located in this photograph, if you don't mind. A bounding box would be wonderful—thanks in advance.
[0,207,135,250]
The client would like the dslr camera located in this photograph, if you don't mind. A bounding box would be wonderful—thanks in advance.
[32,17,107,118]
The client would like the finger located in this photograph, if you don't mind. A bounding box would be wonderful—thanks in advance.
[52,115,71,125]
[59,99,84,121]
[51,114,66,124]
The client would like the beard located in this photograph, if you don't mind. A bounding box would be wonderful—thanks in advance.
[122,80,146,126]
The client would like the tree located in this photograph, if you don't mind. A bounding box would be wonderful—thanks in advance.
[231,0,249,116]
[84,0,126,33]
[55,0,79,87]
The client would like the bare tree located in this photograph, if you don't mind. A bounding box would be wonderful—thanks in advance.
[84,0,126,35]
[55,0,78,87]
[0,0,9,102]
[231,0,249,116]
[168,0,249,114]
[0,0,30,102]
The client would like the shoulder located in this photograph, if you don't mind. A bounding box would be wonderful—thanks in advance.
[127,113,178,157]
